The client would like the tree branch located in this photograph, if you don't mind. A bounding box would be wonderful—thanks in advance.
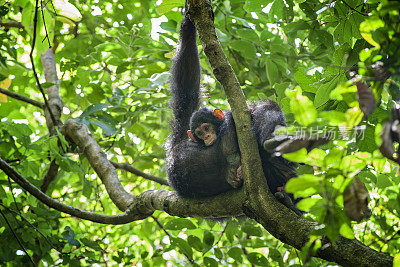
[61,119,133,211]
[0,157,246,224]
[0,87,44,108]
[0,208,35,265]
[0,157,146,224]
[40,49,63,134]
[0,20,24,29]
[39,49,63,191]
[30,0,58,128]
[111,161,169,186]
[40,159,59,193]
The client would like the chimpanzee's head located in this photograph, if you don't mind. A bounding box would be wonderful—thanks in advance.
[188,108,225,146]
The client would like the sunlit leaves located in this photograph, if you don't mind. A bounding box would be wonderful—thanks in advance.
[286,88,317,126]
[230,39,257,59]
[187,235,203,252]
[294,67,317,93]
[286,174,323,198]
[247,252,269,266]
[53,0,82,22]
[156,0,183,14]
[62,226,81,248]
[265,57,279,86]
[243,0,272,13]
[360,17,385,48]
[164,218,197,230]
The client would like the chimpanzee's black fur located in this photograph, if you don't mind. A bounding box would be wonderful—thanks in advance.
[166,14,297,202]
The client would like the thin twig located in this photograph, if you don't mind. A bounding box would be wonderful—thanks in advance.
[0,203,69,255]
[0,158,144,224]
[341,0,369,16]
[0,20,24,29]
[111,161,169,186]
[0,87,44,108]
[151,216,171,237]
[216,221,229,244]
[0,208,36,266]
[151,215,195,264]
[7,176,23,227]
[30,0,57,126]
[40,0,51,47]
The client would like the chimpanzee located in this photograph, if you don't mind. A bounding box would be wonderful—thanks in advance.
[166,10,299,213]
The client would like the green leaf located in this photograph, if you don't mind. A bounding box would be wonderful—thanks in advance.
[268,248,282,262]
[393,255,400,267]
[360,17,385,48]
[247,252,269,266]
[171,237,193,260]
[0,5,9,17]
[80,103,110,118]
[356,125,377,153]
[376,174,393,189]
[324,147,345,169]
[283,148,308,163]
[265,58,279,86]
[5,122,32,138]
[80,238,103,251]
[339,223,355,239]
[164,218,197,230]
[241,222,263,237]
[82,177,93,198]
[213,247,223,260]
[53,0,82,21]
[187,235,203,252]
[202,230,214,253]
[274,82,290,101]
[41,82,55,88]
[319,111,346,124]
[150,72,170,86]
[230,40,257,59]
[156,0,184,14]
[334,21,352,44]
[269,0,285,20]
[203,257,218,267]
[286,88,317,126]
[344,107,363,128]
[296,197,322,212]
[243,0,272,12]
[284,21,310,38]
[330,80,357,102]
[90,120,117,135]
[294,67,317,93]
[236,28,259,42]
[314,78,338,108]
[228,247,243,263]
[62,226,81,248]
[286,174,323,197]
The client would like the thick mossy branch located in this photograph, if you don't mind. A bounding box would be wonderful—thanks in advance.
[186,0,393,266]
[61,119,134,211]
[0,157,246,223]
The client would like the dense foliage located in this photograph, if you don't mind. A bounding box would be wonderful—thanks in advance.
[0,0,399,265]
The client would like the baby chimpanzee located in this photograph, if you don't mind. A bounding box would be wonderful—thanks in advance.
[166,10,299,214]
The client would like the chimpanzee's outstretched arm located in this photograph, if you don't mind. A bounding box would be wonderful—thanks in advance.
[250,100,286,147]
[170,13,201,146]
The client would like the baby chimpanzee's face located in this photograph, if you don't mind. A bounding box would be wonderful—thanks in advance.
[194,123,216,146]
